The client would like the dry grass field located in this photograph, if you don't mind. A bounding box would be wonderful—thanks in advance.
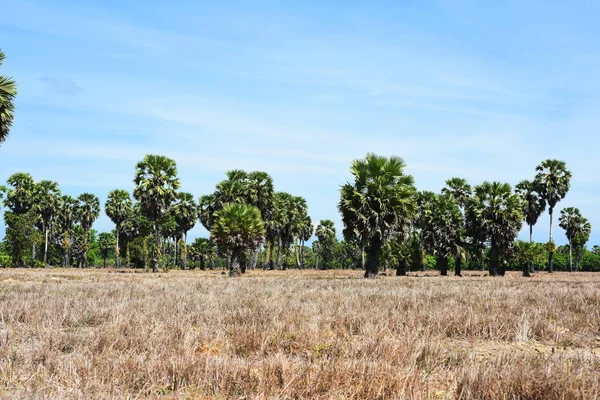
[0,268,599,399]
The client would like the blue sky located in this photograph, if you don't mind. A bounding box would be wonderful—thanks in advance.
[1,0,600,246]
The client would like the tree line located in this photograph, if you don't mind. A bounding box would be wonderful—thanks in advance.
[0,153,596,277]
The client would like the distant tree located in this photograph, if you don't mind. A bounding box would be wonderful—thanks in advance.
[515,180,546,276]
[534,160,571,273]
[0,50,17,145]
[55,195,77,267]
[211,203,265,276]
[422,194,463,276]
[466,182,522,276]
[4,210,41,267]
[5,173,35,214]
[572,219,591,271]
[133,155,181,272]
[339,153,417,277]
[559,207,584,272]
[75,193,100,268]
[592,245,600,255]
[189,237,214,270]
[105,190,132,268]
[315,219,336,270]
[35,180,61,265]
[442,178,471,276]
[98,232,116,268]
[171,192,198,269]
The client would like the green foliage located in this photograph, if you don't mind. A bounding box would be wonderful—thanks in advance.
[315,219,336,269]
[0,49,17,145]
[3,210,42,267]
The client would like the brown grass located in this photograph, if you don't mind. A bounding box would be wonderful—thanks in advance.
[0,268,599,399]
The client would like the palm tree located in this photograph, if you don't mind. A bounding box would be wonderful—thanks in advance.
[98,232,116,268]
[442,178,471,276]
[515,180,546,276]
[5,172,35,214]
[339,153,417,278]
[105,190,132,269]
[55,195,77,267]
[0,50,17,145]
[35,180,61,265]
[422,194,463,276]
[171,192,198,269]
[298,215,313,268]
[572,219,591,271]
[189,237,214,270]
[465,182,522,276]
[133,155,181,272]
[289,196,309,268]
[211,203,265,276]
[534,160,572,273]
[559,207,584,272]
[75,193,100,268]
[315,219,336,270]
[592,245,600,255]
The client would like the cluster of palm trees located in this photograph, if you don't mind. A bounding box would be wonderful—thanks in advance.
[339,153,589,277]
[1,173,99,267]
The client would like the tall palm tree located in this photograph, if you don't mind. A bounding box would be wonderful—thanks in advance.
[442,178,471,276]
[171,192,198,269]
[289,196,309,268]
[339,153,416,278]
[534,159,571,273]
[515,180,546,276]
[465,182,522,276]
[0,50,17,145]
[133,155,181,272]
[98,232,116,268]
[75,193,100,268]
[315,219,336,270]
[55,195,77,267]
[559,207,584,272]
[105,190,132,268]
[211,202,265,276]
[35,180,61,265]
[298,215,313,268]
[422,194,463,276]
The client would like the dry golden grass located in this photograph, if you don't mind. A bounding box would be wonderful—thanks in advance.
[0,268,599,399]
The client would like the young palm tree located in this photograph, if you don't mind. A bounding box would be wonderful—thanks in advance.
[559,207,584,272]
[133,155,181,272]
[171,192,198,269]
[422,194,463,276]
[0,50,17,145]
[105,190,132,268]
[98,232,116,268]
[515,180,546,276]
[35,180,61,265]
[211,202,265,276]
[75,193,100,268]
[189,237,214,270]
[534,159,572,273]
[315,219,336,270]
[466,182,522,276]
[339,153,416,278]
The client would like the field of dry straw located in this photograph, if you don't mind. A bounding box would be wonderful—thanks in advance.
[0,268,599,399]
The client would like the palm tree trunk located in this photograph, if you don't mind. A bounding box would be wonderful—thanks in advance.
[43,226,49,265]
[31,243,36,268]
[295,238,301,269]
[548,207,554,273]
[103,254,107,268]
[568,239,573,272]
[439,256,448,276]
[152,224,160,273]
[299,240,305,269]
[115,226,121,268]
[361,247,366,270]
[490,239,499,276]
[454,252,462,276]
[182,233,187,270]
[396,260,407,276]
[575,250,581,271]
[83,229,89,268]
[364,238,382,278]
[276,236,282,270]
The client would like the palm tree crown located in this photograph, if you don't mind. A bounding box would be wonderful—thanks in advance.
[133,155,181,222]
[0,50,17,145]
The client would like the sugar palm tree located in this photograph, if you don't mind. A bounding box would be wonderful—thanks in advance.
[35,180,61,265]
[422,194,463,276]
[442,178,471,276]
[189,237,214,270]
[105,190,132,268]
[133,155,181,272]
[315,219,336,270]
[5,172,35,214]
[171,192,198,269]
[211,202,265,276]
[0,50,17,145]
[559,207,584,272]
[298,215,313,268]
[339,153,417,277]
[55,195,77,267]
[515,180,546,276]
[465,182,522,276]
[572,219,591,271]
[75,193,100,268]
[98,232,116,268]
[534,159,571,273]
